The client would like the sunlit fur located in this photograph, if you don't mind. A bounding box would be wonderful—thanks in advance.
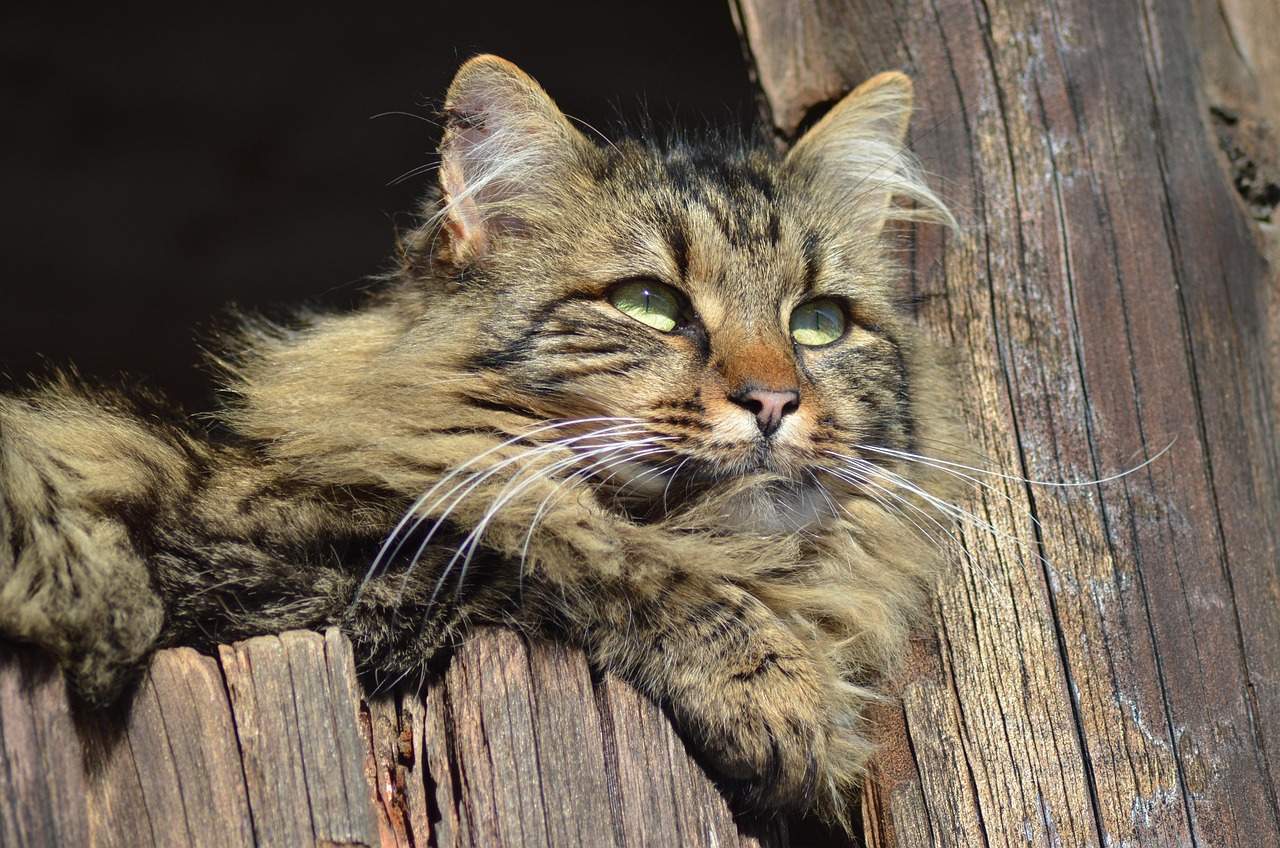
[0,56,964,827]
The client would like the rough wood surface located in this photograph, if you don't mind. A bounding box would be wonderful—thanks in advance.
[733,1,1280,846]
[218,630,378,847]
[0,644,90,847]
[0,628,787,847]
[86,648,255,848]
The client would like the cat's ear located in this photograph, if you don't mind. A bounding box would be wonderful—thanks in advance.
[438,55,594,263]
[784,72,952,232]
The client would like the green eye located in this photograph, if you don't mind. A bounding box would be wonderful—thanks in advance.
[608,280,683,332]
[789,299,846,346]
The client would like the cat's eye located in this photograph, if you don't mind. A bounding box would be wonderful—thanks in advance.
[608,280,683,332]
[789,299,846,346]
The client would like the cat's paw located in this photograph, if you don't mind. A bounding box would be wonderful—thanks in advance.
[0,508,166,705]
[673,610,835,811]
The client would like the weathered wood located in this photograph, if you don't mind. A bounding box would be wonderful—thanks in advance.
[422,630,778,848]
[85,648,254,848]
[219,629,379,847]
[734,1,1280,846]
[371,627,788,848]
[595,673,787,848]
[0,626,787,847]
[436,630,616,847]
[0,647,90,848]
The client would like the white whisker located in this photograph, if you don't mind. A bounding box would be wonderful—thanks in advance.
[822,464,961,554]
[857,438,1176,489]
[838,470,956,550]
[514,440,676,598]
[394,426,656,608]
[845,456,1044,564]
[434,435,674,607]
[661,456,696,513]
[351,417,647,607]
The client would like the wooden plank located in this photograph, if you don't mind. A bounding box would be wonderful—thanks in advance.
[419,684,463,847]
[437,630,614,848]
[218,636,314,846]
[5,621,789,847]
[412,627,788,848]
[595,672,789,848]
[5,630,383,848]
[86,648,254,848]
[219,630,379,848]
[363,693,419,848]
[732,1,1280,846]
[0,646,90,848]
[1190,0,1280,813]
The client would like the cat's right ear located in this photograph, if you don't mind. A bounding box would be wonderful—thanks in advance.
[784,72,953,234]
[438,55,593,264]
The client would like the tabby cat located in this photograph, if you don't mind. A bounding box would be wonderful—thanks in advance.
[0,55,960,824]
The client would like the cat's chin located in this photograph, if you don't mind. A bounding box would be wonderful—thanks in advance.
[717,480,833,535]
[592,455,832,534]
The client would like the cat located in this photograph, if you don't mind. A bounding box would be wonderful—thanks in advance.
[0,54,961,826]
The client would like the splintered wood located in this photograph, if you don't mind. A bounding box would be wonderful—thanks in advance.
[733,0,1280,846]
[0,629,787,848]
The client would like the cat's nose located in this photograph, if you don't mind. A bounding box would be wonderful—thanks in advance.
[731,387,800,436]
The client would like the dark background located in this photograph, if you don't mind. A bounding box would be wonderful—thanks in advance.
[2,3,756,408]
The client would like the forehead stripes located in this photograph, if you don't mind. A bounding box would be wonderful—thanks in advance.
[630,151,828,338]
[656,154,783,251]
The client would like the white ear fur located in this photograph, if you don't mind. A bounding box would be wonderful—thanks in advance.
[785,72,954,231]
[438,55,593,262]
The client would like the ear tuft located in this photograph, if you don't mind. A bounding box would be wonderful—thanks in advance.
[438,55,593,263]
[786,71,953,232]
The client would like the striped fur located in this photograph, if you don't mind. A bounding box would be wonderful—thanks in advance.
[0,56,962,826]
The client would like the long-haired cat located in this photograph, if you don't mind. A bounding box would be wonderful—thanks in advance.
[0,55,960,825]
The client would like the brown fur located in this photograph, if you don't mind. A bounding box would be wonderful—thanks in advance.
[0,56,963,826]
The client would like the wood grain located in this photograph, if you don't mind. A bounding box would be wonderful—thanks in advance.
[219,630,379,847]
[0,646,90,848]
[378,627,788,848]
[733,0,1280,845]
[0,626,786,847]
[85,648,255,848]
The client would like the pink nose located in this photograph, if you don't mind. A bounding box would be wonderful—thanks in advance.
[731,387,800,436]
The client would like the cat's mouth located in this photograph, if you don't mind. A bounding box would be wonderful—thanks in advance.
[590,449,835,532]
[709,432,821,479]
[576,427,828,514]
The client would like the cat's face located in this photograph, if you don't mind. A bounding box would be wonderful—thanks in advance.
[414,56,950,525]
[465,150,916,486]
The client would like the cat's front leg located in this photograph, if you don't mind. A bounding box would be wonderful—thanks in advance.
[404,471,874,816]
[636,585,834,812]
[528,552,838,813]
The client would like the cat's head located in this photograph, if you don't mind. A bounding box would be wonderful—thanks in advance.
[407,55,954,528]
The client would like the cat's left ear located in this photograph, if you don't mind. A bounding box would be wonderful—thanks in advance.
[438,55,595,263]
[784,72,952,232]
